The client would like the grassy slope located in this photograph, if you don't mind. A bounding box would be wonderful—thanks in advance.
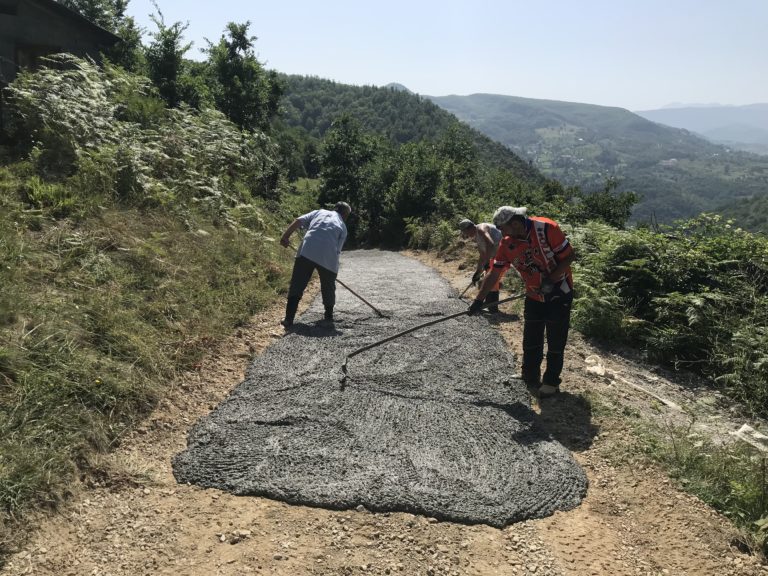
[0,166,316,554]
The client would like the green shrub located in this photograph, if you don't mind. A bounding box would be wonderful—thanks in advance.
[6,55,281,217]
[405,217,432,249]
[571,282,626,341]
[20,176,80,218]
[429,220,455,251]
[5,55,120,173]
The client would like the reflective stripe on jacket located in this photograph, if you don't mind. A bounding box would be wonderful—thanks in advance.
[492,217,574,302]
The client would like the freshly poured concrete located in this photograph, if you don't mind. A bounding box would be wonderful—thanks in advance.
[172,250,587,526]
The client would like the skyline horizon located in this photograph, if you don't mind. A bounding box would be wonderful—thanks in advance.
[380,84,768,111]
[124,0,767,112]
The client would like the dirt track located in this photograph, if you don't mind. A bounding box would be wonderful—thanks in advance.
[1,250,765,576]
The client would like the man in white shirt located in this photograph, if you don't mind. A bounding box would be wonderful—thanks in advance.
[458,218,505,313]
[279,202,351,328]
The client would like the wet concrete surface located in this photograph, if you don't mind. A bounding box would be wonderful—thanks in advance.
[172,250,587,527]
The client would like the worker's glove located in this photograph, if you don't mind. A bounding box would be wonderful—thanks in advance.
[539,278,555,295]
[468,299,484,315]
[471,270,483,285]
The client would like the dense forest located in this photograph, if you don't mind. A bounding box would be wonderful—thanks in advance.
[275,75,543,183]
[0,0,766,559]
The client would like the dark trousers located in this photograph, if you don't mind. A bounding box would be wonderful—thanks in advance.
[522,293,573,386]
[284,256,337,323]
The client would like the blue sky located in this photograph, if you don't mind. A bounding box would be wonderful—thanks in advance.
[125,0,767,111]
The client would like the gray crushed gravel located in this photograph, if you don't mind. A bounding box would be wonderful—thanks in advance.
[172,250,587,527]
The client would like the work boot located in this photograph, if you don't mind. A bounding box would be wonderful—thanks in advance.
[282,296,300,328]
[485,291,500,313]
[324,307,334,322]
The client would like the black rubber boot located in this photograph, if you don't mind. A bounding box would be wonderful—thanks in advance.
[281,296,300,328]
[485,291,500,313]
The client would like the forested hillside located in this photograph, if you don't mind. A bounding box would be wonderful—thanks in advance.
[719,193,768,233]
[428,93,768,224]
[275,75,544,184]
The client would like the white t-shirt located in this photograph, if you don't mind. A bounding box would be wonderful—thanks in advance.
[296,209,348,273]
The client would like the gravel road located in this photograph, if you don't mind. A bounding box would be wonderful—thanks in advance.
[173,250,588,527]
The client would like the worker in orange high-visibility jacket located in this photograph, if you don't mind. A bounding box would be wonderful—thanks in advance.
[469,206,576,398]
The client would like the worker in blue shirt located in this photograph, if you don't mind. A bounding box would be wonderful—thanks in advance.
[279,201,352,328]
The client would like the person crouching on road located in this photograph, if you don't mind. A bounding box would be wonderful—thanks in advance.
[468,206,576,398]
[458,218,506,313]
[279,201,352,328]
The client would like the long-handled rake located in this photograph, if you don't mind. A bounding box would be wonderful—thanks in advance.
[457,271,486,301]
[340,293,525,385]
[335,277,387,318]
[285,243,387,318]
[457,280,476,301]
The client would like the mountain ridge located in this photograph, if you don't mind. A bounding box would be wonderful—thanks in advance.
[426,93,768,222]
[635,103,768,153]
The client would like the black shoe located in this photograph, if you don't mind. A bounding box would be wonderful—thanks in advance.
[485,291,499,314]
[280,318,293,329]
[538,384,560,398]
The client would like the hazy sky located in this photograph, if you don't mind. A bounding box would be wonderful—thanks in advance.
[125,0,766,111]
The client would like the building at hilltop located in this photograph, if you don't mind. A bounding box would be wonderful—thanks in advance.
[0,0,120,133]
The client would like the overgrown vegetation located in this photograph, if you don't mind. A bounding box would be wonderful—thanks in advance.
[651,424,768,556]
[570,216,768,416]
[0,49,298,558]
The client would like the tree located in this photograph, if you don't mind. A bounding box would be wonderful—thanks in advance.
[145,11,192,108]
[434,124,478,217]
[318,115,377,207]
[571,178,639,228]
[204,22,282,131]
[58,0,129,30]
[106,14,144,72]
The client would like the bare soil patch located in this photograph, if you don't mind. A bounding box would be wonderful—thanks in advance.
[1,252,765,576]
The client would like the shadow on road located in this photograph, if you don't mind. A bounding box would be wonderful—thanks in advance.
[475,395,598,453]
[287,322,344,338]
[536,391,599,452]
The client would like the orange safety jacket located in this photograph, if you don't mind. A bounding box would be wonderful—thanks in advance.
[492,216,574,302]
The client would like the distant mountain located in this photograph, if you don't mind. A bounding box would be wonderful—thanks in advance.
[636,104,768,154]
[427,93,768,223]
[635,104,768,133]
[383,83,413,93]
